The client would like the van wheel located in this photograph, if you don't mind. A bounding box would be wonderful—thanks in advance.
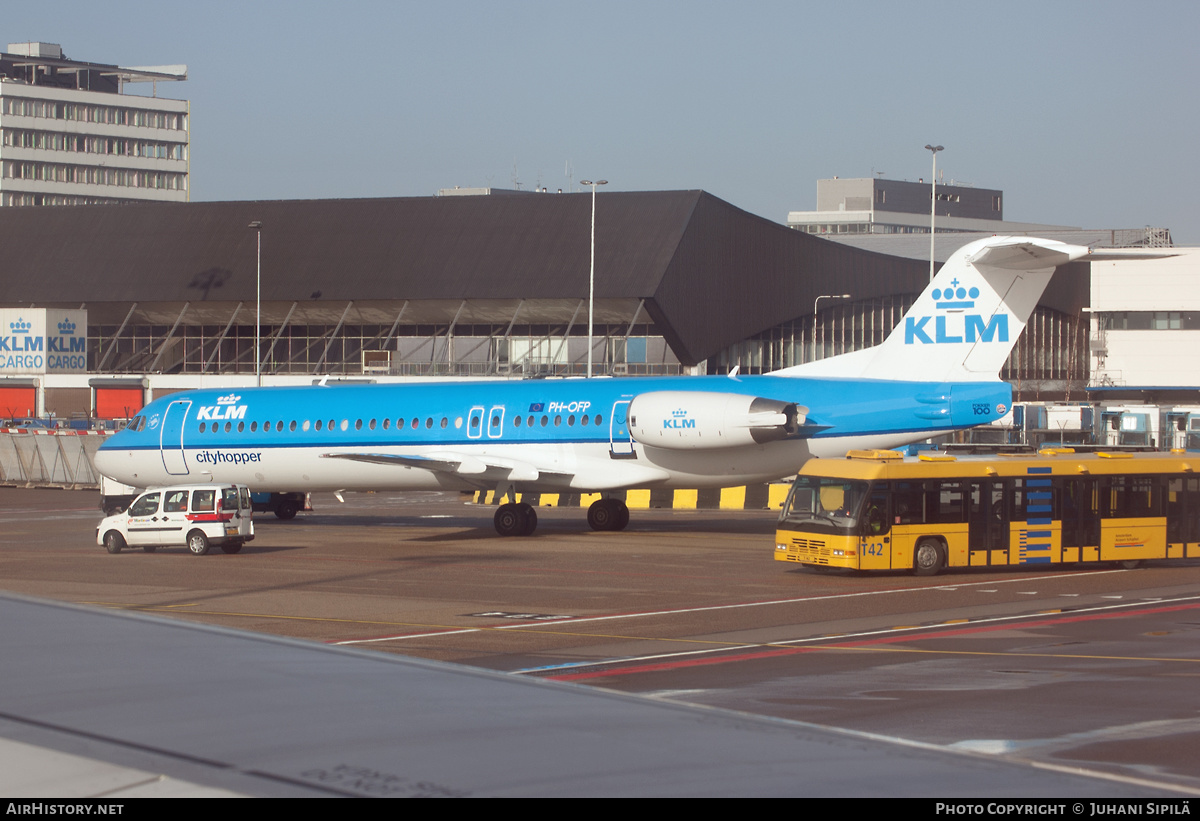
[187,530,210,556]
[913,539,946,576]
[275,501,298,520]
[103,531,125,554]
[142,545,157,553]
[221,541,243,554]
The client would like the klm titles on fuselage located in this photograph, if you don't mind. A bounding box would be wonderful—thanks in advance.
[198,394,248,421]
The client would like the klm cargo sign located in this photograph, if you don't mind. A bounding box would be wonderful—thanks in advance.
[0,309,88,374]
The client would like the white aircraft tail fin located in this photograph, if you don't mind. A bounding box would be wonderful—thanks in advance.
[776,236,1092,383]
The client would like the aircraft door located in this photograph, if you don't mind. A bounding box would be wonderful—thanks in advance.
[467,406,485,440]
[610,400,635,458]
[487,406,505,439]
[159,400,191,476]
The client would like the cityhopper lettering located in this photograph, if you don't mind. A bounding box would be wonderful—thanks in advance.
[196,450,262,466]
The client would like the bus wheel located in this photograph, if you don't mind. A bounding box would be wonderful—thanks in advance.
[913,539,945,576]
[1116,559,1142,570]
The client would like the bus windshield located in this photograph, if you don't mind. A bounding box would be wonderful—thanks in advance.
[779,477,869,533]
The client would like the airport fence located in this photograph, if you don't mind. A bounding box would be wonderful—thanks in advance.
[0,429,110,489]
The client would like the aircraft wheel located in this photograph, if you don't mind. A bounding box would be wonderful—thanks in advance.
[221,540,243,554]
[187,530,211,556]
[275,501,298,520]
[612,500,630,531]
[494,504,524,537]
[517,503,538,536]
[103,531,124,554]
[588,498,625,531]
[912,539,945,576]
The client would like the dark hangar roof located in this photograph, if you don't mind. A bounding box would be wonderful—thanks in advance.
[0,190,940,364]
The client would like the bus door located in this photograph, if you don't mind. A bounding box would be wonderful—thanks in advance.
[968,480,1007,565]
[1062,477,1100,562]
[1167,477,1200,557]
[159,399,191,476]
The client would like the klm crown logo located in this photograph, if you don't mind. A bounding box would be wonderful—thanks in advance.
[57,318,76,334]
[9,318,31,334]
[216,394,242,405]
[664,408,695,430]
[904,277,1008,346]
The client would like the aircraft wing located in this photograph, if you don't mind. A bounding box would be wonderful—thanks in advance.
[321,451,574,483]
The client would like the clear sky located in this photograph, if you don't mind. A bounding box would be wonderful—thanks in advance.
[6,0,1198,241]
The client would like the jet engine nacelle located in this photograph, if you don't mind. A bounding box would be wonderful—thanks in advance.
[627,391,807,450]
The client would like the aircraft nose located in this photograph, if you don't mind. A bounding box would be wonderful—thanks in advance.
[92,444,123,481]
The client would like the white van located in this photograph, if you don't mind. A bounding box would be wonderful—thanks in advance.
[96,483,255,555]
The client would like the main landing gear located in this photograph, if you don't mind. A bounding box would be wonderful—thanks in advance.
[494,502,537,537]
[587,498,629,532]
[490,498,630,536]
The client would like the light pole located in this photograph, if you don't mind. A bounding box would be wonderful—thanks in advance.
[812,293,850,362]
[248,220,262,386]
[580,179,607,377]
[924,144,943,282]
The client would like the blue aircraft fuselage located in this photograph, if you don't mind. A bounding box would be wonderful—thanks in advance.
[94,373,1011,494]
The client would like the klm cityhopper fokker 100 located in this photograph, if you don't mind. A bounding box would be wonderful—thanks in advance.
[95,236,1095,536]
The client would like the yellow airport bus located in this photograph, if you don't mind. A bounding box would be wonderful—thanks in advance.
[774,449,1200,576]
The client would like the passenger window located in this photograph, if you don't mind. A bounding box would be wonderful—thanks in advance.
[369,419,376,430]
[290,420,297,432]
[595,414,603,426]
[441,417,448,429]
[426,418,433,429]
[411,418,418,429]
[355,419,363,430]
[276,421,284,432]
[251,421,258,432]
[554,415,562,427]
[514,416,522,427]
[568,415,575,426]
[129,493,161,517]
[541,416,548,427]
[382,418,389,430]
[163,491,188,513]
[491,416,500,428]
[225,422,232,433]
[192,490,216,511]
[238,421,245,432]
[581,415,589,426]
[199,422,207,433]
[340,419,349,431]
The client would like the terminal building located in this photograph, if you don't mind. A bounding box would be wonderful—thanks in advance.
[0,188,1091,421]
[0,42,188,207]
[787,176,1079,236]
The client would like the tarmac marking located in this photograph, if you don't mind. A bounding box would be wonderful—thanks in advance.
[333,568,1123,646]
[519,596,1200,680]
